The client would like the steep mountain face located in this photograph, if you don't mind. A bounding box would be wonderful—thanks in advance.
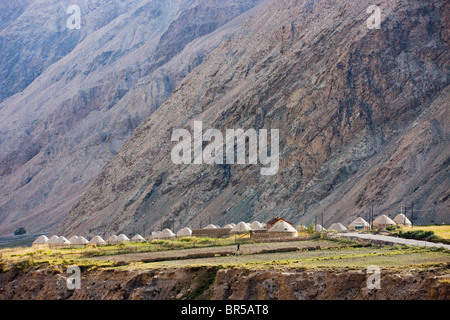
[57,0,450,237]
[0,0,262,235]
[0,0,143,103]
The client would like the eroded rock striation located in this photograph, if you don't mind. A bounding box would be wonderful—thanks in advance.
[58,0,449,237]
[0,0,262,235]
[0,266,448,300]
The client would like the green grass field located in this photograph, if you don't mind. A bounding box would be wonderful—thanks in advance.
[134,246,449,270]
[1,238,448,274]
[408,225,450,240]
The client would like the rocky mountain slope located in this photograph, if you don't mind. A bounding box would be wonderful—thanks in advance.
[57,0,449,237]
[0,0,262,235]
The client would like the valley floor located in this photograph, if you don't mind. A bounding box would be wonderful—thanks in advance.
[0,238,449,299]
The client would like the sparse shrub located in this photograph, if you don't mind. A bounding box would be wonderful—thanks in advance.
[0,258,8,273]
[306,223,315,234]
[386,225,400,232]
[198,238,214,244]
[183,267,220,300]
[15,258,33,273]
[151,240,168,245]
[398,230,436,240]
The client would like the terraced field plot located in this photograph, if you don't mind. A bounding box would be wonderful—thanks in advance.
[136,247,450,270]
[89,240,342,263]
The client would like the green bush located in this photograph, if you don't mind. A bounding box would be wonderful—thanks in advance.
[386,225,401,232]
[306,223,315,234]
[151,240,169,245]
[397,230,438,241]
[14,227,26,236]
[0,258,8,273]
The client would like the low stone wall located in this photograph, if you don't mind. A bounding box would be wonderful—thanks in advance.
[192,228,231,238]
[250,230,298,242]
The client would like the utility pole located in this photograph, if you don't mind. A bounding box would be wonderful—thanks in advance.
[321,212,324,228]
[411,202,414,228]
[371,205,374,230]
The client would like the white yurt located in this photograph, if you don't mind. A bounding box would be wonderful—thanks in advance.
[79,236,89,244]
[250,221,264,230]
[231,221,252,234]
[315,224,326,232]
[373,215,396,229]
[295,224,307,231]
[328,223,348,232]
[204,224,217,229]
[48,235,59,243]
[348,217,370,231]
[268,221,298,237]
[131,234,146,242]
[50,236,71,247]
[393,214,412,227]
[108,235,119,244]
[60,236,71,244]
[159,229,175,238]
[229,223,236,228]
[68,236,79,243]
[176,227,193,237]
[151,231,162,239]
[90,236,106,245]
[72,236,89,245]
[117,234,130,242]
[223,224,234,229]
[32,235,49,247]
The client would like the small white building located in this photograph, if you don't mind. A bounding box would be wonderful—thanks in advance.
[315,224,326,232]
[89,236,106,245]
[348,217,370,231]
[230,221,252,234]
[108,235,119,244]
[250,221,264,230]
[393,214,412,227]
[268,221,298,237]
[176,227,193,237]
[373,215,396,229]
[131,234,146,242]
[72,236,89,245]
[117,234,130,243]
[159,229,175,239]
[32,235,49,247]
[48,236,71,247]
[328,223,348,232]
[68,236,79,243]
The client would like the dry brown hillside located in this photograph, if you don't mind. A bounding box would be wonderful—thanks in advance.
[57,0,450,237]
[0,0,262,235]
